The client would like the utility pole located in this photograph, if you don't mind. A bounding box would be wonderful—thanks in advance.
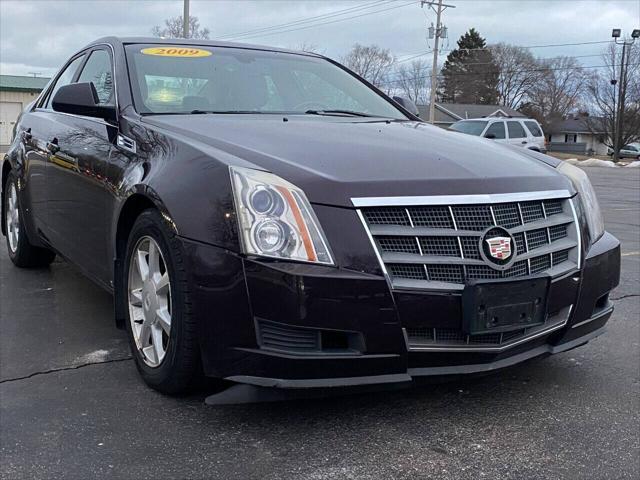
[421,0,455,124]
[611,28,639,161]
[183,0,190,38]
[610,78,617,157]
[614,41,626,162]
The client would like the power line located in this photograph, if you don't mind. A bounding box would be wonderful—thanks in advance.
[219,1,415,41]
[442,39,615,52]
[380,62,640,87]
[229,1,416,40]
[216,0,391,40]
[393,40,615,65]
[393,52,608,69]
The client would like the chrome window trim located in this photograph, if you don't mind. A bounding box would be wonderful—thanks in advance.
[351,190,573,208]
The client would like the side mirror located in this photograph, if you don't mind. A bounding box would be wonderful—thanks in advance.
[392,96,420,117]
[52,82,116,122]
[484,133,496,139]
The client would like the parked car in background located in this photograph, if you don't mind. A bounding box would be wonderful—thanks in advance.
[450,117,547,153]
[2,37,620,396]
[608,143,640,159]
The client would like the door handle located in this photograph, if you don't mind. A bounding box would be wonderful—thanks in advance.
[47,138,60,154]
[22,128,32,142]
[521,141,527,144]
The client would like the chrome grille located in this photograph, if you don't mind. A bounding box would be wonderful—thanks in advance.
[410,206,454,228]
[363,208,409,226]
[493,203,521,228]
[357,192,580,290]
[460,236,481,259]
[377,236,419,254]
[451,205,493,230]
[526,228,549,250]
[419,237,459,256]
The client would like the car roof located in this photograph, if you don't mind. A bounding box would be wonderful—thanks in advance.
[456,117,539,123]
[85,36,322,58]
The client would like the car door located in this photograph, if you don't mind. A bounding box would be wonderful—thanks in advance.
[483,121,507,144]
[523,120,545,151]
[506,120,528,148]
[21,54,86,237]
[44,47,117,283]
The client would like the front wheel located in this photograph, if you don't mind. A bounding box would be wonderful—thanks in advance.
[121,209,200,394]
[4,171,55,267]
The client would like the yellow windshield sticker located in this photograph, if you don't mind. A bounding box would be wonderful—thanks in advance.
[141,47,212,58]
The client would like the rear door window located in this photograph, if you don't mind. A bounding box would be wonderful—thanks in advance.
[524,121,543,137]
[507,121,526,139]
[484,122,506,139]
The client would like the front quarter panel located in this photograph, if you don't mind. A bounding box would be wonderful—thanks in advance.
[109,118,241,255]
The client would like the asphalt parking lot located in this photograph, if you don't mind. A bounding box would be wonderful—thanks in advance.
[1,167,639,480]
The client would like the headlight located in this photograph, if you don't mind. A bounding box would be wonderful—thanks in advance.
[230,166,334,265]
[557,162,604,244]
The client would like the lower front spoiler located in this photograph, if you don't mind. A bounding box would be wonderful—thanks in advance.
[205,310,611,405]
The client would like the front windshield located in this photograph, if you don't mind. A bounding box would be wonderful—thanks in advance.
[450,120,488,136]
[124,44,407,119]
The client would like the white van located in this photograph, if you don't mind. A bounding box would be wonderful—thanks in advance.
[450,117,547,153]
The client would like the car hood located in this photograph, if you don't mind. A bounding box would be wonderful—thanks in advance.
[143,115,571,207]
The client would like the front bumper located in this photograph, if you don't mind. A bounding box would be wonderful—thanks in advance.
[182,231,620,388]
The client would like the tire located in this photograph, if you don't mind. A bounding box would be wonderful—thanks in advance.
[121,209,200,394]
[3,170,55,268]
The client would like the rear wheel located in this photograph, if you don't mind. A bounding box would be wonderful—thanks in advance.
[4,171,55,268]
[122,209,200,394]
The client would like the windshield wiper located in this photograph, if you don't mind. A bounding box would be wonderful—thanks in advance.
[304,109,378,117]
[190,110,267,114]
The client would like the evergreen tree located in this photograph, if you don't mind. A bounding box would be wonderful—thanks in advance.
[439,29,499,104]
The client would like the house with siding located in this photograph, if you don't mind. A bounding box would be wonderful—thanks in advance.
[546,116,609,156]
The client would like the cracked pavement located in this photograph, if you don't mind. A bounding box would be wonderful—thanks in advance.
[1,167,639,480]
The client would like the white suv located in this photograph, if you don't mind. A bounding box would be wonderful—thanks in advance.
[450,117,547,153]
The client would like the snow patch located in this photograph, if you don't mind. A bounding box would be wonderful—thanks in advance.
[625,161,640,168]
[563,158,617,167]
[74,349,110,365]
[579,158,617,167]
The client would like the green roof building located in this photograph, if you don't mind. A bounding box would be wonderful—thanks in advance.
[1,75,51,146]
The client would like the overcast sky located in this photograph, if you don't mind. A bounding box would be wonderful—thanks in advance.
[1,0,639,78]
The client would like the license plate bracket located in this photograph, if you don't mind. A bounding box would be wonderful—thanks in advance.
[462,277,549,335]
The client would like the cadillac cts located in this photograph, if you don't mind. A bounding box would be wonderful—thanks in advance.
[1,38,620,394]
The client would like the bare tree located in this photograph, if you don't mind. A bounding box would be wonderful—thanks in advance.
[341,44,395,88]
[520,56,587,130]
[584,42,640,156]
[152,15,210,39]
[490,43,543,108]
[393,59,430,104]
[292,42,324,55]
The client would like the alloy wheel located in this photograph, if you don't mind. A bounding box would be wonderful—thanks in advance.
[127,236,172,367]
[6,182,20,253]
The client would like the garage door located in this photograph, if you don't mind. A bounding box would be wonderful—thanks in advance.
[0,102,23,146]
